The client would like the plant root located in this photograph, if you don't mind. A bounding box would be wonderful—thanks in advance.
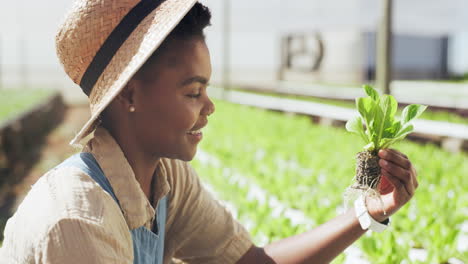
[344,150,386,215]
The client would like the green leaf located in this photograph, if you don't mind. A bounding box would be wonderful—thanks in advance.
[390,124,413,140]
[402,104,427,124]
[378,95,399,139]
[371,95,397,149]
[363,142,375,151]
[357,97,377,127]
[345,116,369,143]
[395,123,414,138]
[379,138,394,149]
[370,106,384,147]
[380,124,414,149]
[363,85,380,101]
[383,120,401,139]
[380,95,398,120]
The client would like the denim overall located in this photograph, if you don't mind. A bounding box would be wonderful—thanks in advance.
[58,153,167,264]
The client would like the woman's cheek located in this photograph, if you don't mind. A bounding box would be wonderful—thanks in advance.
[174,105,197,129]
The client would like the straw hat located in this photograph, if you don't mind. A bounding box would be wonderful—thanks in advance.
[56,0,198,145]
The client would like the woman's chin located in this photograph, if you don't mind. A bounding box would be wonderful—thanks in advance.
[176,148,198,162]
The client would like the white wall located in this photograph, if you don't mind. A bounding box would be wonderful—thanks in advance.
[1,0,468,95]
[449,32,468,75]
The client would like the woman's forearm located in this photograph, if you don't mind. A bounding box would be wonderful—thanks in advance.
[264,208,365,263]
[237,209,367,264]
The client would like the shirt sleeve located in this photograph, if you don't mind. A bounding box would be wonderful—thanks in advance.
[165,161,253,264]
[40,217,133,264]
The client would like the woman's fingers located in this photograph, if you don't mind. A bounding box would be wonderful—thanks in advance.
[378,149,411,170]
[380,169,403,192]
[378,148,418,198]
[378,175,394,194]
[379,158,411,185]
[381,168,414,197]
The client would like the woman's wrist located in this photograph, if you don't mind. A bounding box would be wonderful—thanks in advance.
[365,197,391,223]
[354,196,390,232]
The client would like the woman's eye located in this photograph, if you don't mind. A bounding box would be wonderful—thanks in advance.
[187,93,201,98]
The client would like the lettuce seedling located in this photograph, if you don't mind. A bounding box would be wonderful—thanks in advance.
[344,85,427,211]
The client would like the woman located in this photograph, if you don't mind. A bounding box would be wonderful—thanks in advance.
[0,1,418,263]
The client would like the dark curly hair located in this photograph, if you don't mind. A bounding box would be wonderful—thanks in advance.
[134,2,212,79]
[170,2,212,40]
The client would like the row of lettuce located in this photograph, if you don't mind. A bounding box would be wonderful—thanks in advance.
[0,89,54,123]
[191,100,467,264]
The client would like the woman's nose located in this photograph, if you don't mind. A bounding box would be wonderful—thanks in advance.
[203,97,215,116]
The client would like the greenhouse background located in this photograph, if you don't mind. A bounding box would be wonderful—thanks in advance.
[0,0,467,263]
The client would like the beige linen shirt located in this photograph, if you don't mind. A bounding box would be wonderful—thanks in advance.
[0,128,252,264]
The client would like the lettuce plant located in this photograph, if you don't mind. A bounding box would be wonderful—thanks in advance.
[345,85,427,152]
[344,85,427,211]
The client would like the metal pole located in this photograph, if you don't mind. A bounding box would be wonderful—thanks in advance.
[0,37,2,89]
[277,0,285,81]
[376,0,393,94]
[222,0,231,99]
[20,37,28,89]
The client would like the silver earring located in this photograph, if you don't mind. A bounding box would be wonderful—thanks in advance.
[129,106,136,112]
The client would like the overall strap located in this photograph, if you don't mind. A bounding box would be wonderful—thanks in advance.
[58,152,167,264]
[155,196,167,264]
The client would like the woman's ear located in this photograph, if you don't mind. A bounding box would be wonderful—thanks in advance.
[116,79,139,109]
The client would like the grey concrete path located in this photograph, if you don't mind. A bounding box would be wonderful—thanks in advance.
[241,80,468,113]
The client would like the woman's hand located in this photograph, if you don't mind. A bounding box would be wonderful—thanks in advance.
[367,148,419,222]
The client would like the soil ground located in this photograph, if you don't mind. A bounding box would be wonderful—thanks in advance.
[0,105,89,223]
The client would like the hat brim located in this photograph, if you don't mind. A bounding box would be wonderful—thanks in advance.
[70,0,197,146]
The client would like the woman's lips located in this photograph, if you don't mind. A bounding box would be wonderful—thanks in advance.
[187,129,203,142]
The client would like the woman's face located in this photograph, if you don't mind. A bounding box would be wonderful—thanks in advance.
[131,37,214,161]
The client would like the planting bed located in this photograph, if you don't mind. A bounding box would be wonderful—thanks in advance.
[191,100,467,263]
[0,89,54,122]
[0,89,65,241]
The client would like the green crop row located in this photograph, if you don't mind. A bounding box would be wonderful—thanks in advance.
[233,88,468,125]
[191,99,468,263]
[0,89,53,122]
[192,159,308,241]
[191,155,348,263]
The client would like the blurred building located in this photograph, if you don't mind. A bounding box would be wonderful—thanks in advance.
[1,0,468,91]
[203,0,468,85]
[278,31,451,84]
